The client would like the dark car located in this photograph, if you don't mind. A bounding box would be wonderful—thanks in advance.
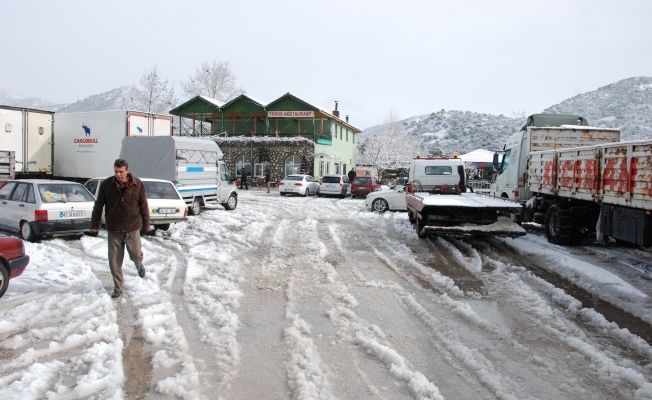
[0,237,30,298]
[351,176,382,198]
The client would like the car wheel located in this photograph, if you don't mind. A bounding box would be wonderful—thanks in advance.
[20,221,37,242]
[304,188,309,197]
[280,192,286,196]
[189,197,202,216]
[158,223,171,231]
[224,194,237,210]
[0,264,9,299]
[317,191,322,197]
[372,198,389,213]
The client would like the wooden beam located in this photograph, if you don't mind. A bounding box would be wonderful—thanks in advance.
[297,118,301,136]
[320,116,323,135]
[275,117,278,134]
[253,114,257,135]
[232,114,236,135]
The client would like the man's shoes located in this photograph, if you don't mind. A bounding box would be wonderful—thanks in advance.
[111,290,122,298]
[138,264,146,278]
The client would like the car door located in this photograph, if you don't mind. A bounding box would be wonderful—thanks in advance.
[393,187,407,210]
[0,182,18,227]
[219,162,234,201]
[307,176,318,192]
[5,183,32,230]
[83,179,101,197]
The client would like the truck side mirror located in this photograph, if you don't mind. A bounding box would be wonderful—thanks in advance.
[493,153,500,171]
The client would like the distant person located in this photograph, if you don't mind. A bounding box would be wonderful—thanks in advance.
[240,168,249,190]
[264,169,272,193]
[91,159,150,299]
[347,169,356,182]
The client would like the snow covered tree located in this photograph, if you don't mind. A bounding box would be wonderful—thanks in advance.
[358,110,420,178]
[181,60,244,102]
[121,66,178,114]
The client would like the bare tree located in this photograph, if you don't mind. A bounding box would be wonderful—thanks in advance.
[181,60,244,102]
[122,66,178,114]
[358,110,420,178]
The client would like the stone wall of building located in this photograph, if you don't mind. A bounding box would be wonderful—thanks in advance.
[215,137,315,181]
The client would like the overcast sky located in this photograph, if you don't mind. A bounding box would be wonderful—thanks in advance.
[2,0,651,129]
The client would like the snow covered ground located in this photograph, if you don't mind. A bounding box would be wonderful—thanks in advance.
[1,189,652,399]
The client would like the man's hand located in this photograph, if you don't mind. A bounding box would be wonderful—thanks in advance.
[92,229,99,233]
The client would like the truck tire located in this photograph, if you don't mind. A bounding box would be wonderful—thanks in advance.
[408,211,416,224]
[416,216,428,239]
[0,263,9,299]
[189,198,202,216]
[544,204,583,246]
[223,194,237,210]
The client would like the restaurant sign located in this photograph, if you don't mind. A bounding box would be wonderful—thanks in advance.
[317,138,332,145]
[268,111,314,118]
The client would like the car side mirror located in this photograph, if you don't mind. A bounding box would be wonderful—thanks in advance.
[492,153,501,171]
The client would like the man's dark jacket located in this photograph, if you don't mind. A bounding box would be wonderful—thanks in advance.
[91,174,150,232]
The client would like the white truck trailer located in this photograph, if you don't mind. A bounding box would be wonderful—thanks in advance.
[53,110,172,181]
[119,136,238,215]
[0,106,54,178]
[490,113,652,247]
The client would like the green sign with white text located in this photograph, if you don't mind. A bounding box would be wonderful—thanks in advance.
[317,138,332,145]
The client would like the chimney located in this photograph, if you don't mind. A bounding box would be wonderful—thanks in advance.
[333,101,340,118]
[346,115,349,123]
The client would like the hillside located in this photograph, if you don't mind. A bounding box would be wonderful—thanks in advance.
[362,76,652,156]
[56,86,130,113]
[545,76,652,141]
[0,86,64,111]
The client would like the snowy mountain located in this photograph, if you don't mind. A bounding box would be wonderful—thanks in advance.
[545,76,652,142]
[0,86,65,111]
[0,85,130,113]
[361,76,652,156]
[56,86,130,113]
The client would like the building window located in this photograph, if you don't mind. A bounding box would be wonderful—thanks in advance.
[319,161,325,177]
[236,155,252,177]
[326,162,330,175]
[346,130,348,142]
[353,133,356,144]
[335,163,340,174]
[254,157,271,178]
[285,155,302,176]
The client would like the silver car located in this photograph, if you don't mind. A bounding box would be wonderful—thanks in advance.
[0,180,95,242]
[317,174,351,198]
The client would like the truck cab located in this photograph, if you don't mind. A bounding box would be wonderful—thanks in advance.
[490,114,590,203]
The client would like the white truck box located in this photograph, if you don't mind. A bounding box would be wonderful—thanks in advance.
[0,106,54,176]
[54,110,172,180]
[119,136,238,214]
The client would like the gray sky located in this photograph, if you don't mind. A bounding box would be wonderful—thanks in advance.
[3,0,651,129]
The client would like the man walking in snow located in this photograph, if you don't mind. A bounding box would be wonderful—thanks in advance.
[347,168,356,183]
[264,169,272,193]
[240,167,249,190]
[91,159,150,299]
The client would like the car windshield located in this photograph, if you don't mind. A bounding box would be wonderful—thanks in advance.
[322,176,341,183]
[144,181,181,200]
[284,176,304,181]
[353,177,371,184]
[38,183,95,203]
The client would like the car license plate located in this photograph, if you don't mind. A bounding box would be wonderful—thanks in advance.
[327,184,334,188]
[60,211,84,218]
[286,189,293,192]
[358,186,367,189]
[158,208,176,214]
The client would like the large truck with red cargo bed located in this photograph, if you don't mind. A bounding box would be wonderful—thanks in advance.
[490,113,652,247]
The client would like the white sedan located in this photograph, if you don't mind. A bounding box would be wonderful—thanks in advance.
[84,178,188,231]
[279,175,319,197]
[365,186,407,212]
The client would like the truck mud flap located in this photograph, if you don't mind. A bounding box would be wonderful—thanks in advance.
[419,220,526,239]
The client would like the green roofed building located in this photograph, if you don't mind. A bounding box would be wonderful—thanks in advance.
[169,93,361,183]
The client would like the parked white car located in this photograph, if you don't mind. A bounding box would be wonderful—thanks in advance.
[365,185,407,212]
[279,174,319,197]
[0,180,95,242]
[84,177,188,231]
[317,174,351,198]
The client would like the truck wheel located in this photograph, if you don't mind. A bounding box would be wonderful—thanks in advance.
[416,216,427,239]
[544,204,583,245]
[0,264,9,299]
[223,194,237,210]
[20,221,37,243]
[189,198,202,216]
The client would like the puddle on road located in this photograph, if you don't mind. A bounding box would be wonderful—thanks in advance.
[525,262,652,345]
